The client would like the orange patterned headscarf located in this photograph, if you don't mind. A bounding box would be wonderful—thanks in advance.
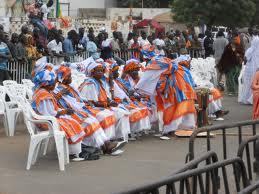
[124,59,141,73]
[57,65,71,82]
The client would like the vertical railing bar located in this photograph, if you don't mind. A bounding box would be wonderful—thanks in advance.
[245,144,253,180]
[222,128,227,159]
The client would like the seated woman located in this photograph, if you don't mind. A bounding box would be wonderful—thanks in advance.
[122,59,158,124]
[79,62,130,141]
[31,69,85,160]
[109,62,151,136]
[54,66,126,155]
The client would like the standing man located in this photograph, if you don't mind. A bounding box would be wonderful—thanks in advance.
[139,31,150,47]
[240,27,254,51]
[110,31,121,52]
[213,31,229,86]
[79,27,88,50]
[0,31,11,85]
[204,30,214,58]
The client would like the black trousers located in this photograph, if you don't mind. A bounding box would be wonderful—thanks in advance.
[0,69,11,85]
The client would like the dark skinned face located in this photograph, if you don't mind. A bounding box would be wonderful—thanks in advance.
[112,70,119,79]
[62,73,72,85]
[129,70,139,80]
[92,68,104,80]
[44,80,56,91]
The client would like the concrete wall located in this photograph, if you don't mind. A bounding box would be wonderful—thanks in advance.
[107,8,171,20]
[64,0,115,17]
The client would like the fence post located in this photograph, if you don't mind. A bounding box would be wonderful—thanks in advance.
[254,139,259,194]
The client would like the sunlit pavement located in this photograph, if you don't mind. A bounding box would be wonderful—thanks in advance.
[0,96,253,194]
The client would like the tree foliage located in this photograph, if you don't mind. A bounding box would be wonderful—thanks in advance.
[171,0,256,27]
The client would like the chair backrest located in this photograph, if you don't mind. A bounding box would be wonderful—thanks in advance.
[0,86,6,101]
[3,80,17,88]
[19,98,38,136]
[22,79,35,88]
[0,86,6,112]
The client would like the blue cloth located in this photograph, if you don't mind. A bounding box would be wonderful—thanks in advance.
[87,41,100,60]
[63,38,76,55]
[31,17,48,37]
[0,42,10,70]
[79,36,88,49]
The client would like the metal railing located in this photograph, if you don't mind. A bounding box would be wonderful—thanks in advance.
[238,180,259,194]
[7,60,30,84]
[186,120,259,162]
[114,157,250,194]
[6,48,205,83]
[237,135,259,181]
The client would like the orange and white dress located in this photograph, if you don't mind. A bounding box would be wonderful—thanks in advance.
[53,83,110,148]
[208,88,223,115]
[136,56,197,134]
[113,79,151,133]
[32,88,85,155]
[79,78,130,141]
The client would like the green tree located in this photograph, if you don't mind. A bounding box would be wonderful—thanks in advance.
[251,0,259,26]
[171,0,256,27]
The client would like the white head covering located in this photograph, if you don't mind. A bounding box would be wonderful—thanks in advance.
[87,62,103,75]
[176,55,191,63]
[126,59,140,65]
[34,57,54,75]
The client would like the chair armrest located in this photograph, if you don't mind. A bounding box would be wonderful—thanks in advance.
[29,115,60,132]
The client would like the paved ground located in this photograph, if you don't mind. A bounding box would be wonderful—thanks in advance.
[0,96,254,194]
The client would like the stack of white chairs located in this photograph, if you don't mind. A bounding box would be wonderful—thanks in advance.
[22,79,35,100]
[190,57,217,88]
[18,97,69,171]
[1,81,24,136]
[0,86,9,136]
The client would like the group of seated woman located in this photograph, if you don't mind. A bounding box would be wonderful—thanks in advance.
[31,44,228,161]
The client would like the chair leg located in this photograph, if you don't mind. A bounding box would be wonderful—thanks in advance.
[54,135,65,171]
[26,139,38,170]
[3,116,9,136]
[6,111,20,136]
[42,138,50,156]
[64,138,69,165]
[32,142,41,165]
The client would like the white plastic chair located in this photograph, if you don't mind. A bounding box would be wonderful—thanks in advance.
[0,86,9,136]
[0,85,22,136]
[22,80,34,100]
[19,98,69,171]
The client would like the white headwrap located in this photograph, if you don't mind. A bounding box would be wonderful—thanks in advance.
[126,59,140,65]
[33,57,54,75]
[87,62,103,75]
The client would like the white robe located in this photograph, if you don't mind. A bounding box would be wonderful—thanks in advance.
[113,81,151,133]
[239,36,259,104]
[80,79,131,141]
[54,85,108,148]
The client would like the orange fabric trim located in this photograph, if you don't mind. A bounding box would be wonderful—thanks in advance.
[83,121,101,137]
[99,115,116,130]
[209,88,222,103]
[163,100,196,125]
[99,85,108,103]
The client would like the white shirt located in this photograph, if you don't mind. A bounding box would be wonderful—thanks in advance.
[139,38,150,47]
[47,40,63,54]
[153,38,165,47]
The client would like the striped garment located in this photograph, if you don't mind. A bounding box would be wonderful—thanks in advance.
[0,42,10,70]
